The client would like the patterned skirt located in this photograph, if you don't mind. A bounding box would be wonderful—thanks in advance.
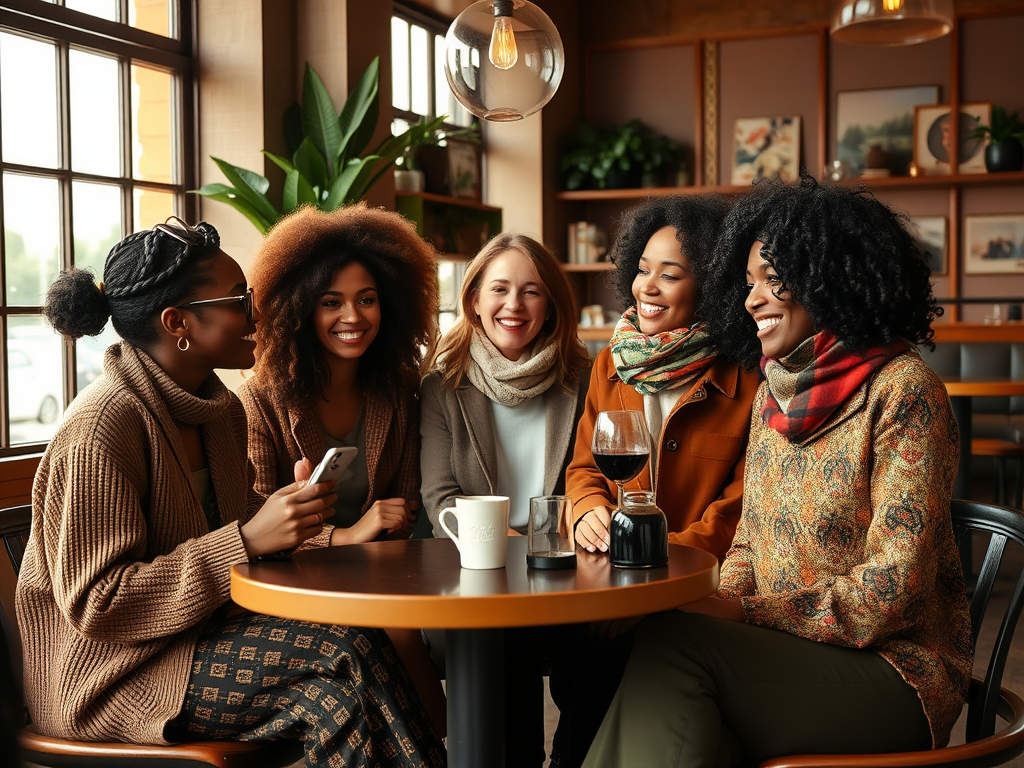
[171,610,446,768]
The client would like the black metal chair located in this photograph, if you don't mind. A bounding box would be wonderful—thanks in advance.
[761,499,1024,768]
[0,503,301,768]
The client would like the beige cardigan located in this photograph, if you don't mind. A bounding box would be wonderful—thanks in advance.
[17,343,280,744]
[419,367,589,537]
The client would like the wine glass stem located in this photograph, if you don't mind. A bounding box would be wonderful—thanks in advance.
[617,482,624,511]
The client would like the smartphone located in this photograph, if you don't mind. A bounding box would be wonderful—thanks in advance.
[307,446,358,485]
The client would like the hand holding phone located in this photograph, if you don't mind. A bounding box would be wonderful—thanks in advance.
[308,446,358,485]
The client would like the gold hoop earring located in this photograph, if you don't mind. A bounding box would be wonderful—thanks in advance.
[177,337,190,352]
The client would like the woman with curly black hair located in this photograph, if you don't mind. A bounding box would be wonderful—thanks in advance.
[565,195,760,562]
[583,178,972,767]
[237,203,445,735]
[19,217,445,767]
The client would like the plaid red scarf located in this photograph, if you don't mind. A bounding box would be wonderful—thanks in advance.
[760,330,909,442]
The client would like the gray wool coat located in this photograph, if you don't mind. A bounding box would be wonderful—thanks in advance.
[419,366,590,537]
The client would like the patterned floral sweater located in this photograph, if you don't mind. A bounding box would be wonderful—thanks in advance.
[718,349,973,747]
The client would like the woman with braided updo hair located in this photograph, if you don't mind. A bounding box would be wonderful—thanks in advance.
[17,217,446,767]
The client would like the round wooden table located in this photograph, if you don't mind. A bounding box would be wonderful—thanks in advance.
[231,536,719,768]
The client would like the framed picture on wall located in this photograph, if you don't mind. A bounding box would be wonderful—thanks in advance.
[909,216,947,275]
[964,214,1024,274]
[913,103,991,175]
[731,116,801,186]
[835,86,939,176]
[446,139,481,200]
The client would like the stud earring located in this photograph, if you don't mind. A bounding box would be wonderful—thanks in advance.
[177,337,190,352]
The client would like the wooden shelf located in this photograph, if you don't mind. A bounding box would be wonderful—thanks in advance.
[553,170,1024,202]
[562,261,615,272]
[932,323,1024,343]
[395,190,501,213]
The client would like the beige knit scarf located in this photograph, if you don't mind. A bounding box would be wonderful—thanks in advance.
[466,328,559,406]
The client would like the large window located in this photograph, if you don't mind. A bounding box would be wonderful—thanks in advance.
[0,0,194,455]
[391,4,472,135]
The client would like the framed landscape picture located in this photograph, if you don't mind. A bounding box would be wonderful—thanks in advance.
[964,215,1024,274]
[836,86,939,176]
[909,216,947,275]
[731,116,801,185]
[913,103,991,175]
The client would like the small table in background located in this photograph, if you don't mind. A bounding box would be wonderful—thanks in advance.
[231,536,719,768]
[941,377,1024,499]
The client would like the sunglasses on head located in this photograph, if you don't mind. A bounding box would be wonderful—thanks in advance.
[154,215,206,248]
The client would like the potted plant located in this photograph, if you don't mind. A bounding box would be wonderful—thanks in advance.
[639,132,684,188]
[394,117,446,192]
[193,58,418,233]
[559,120,684,190]
[968,105,1024,173]
[397,121,481,196]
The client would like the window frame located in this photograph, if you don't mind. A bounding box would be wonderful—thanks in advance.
[391,2,467,132]
[0,0,197,457]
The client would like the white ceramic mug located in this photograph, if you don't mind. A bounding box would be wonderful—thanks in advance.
[439,495,510,569]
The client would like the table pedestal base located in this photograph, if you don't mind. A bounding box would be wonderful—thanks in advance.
[446,628,505,768]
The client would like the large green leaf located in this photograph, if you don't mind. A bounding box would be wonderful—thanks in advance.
[323,156,378,210]
[263,151,296,175]
[282,169,318,213]
[337,56,379,165]
[210,157,280,225]
[292,137,328,191]
[302,64,343,178]
[189,186,273,235]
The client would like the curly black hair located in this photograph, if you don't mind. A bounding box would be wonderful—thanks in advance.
[699,174,942,370]
[609,194,731,312]
[44,219,221,345]
[250,204,438,408]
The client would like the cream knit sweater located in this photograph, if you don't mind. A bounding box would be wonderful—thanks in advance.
[17,343,262,744]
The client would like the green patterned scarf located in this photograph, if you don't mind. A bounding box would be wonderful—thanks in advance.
[610,306,718,395]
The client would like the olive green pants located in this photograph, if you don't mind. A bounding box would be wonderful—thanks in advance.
[583,612,932,768]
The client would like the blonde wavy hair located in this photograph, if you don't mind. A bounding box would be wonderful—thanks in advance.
[428,232,589,390]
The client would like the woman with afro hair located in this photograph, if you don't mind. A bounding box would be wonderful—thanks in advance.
[565,195,760,562]
[20,217,445,767]
[583,176,973,767]
[237,203,446,737]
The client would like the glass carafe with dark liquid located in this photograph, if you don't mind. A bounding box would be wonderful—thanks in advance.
[611,491,668,568]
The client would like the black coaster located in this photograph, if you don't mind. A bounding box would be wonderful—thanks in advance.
[526,551,578,569]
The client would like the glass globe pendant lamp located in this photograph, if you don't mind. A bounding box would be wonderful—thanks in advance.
[830,0,954,46]
[444,0,565,122]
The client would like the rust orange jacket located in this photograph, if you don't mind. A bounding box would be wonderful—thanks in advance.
[565,345,760,560]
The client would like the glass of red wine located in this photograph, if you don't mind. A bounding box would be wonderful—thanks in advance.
[591,410,651,510]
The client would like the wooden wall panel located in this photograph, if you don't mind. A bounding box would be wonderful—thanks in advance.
[718,34,820,185]
[587,45,697,151]
[0,457,39,508]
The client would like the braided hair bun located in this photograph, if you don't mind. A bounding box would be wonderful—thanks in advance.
[44,218,222,345]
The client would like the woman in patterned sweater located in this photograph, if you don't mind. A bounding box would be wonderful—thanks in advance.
[584,176,973,767]
[19,218,445,768]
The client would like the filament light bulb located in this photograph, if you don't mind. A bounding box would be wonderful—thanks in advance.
[883,0,904,11]
[489,2,518,70]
